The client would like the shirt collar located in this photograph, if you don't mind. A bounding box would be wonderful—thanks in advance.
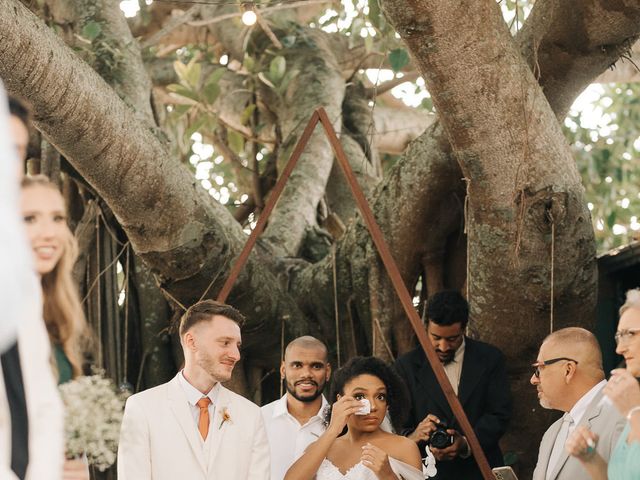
[273,393,328,420]
[569,379,606,425]
[453,336,466,363]
[178,370,220,407]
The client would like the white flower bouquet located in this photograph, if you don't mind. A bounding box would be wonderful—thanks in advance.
[59,372,128,471]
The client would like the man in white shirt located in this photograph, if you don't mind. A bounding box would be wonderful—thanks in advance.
[531,327,626,480]
[118,300,269,480]
[261,336,331,480]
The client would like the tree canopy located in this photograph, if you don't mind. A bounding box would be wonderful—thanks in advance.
[1,0,639,476]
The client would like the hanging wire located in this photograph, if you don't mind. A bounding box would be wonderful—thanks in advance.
[331,243,341,367]
[95,212,103,368]
[463,177,471,302]
[549,212,555,334]
[279,314,285,397]
[123,244,131,384]
[81,241,130,305]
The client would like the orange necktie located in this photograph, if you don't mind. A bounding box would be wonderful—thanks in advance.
[197,397,212,440]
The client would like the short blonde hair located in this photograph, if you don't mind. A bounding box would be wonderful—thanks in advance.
[620,289,640,316]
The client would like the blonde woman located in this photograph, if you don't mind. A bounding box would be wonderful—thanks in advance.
[566,289,640,479]
[21,175,90,480]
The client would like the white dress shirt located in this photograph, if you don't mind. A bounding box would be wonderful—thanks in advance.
[177,371,220,433]
[443,338,465,395]
[568,380,606,429]
[261,394,328,480]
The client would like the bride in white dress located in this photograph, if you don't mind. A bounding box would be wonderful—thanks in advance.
[284,357,430,480]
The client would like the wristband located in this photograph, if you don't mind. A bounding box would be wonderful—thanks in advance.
[627,405,640,421]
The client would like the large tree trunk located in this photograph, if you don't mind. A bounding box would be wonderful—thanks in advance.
[379,0,640,474]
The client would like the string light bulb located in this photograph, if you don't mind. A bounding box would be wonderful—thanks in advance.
[241,3,257,26]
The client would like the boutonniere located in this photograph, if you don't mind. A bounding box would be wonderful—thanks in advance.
[219,407,231,429]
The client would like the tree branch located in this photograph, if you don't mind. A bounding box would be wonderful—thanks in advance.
[0,0,307,363]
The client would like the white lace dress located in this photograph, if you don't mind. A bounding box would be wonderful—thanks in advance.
[315,457,426,480]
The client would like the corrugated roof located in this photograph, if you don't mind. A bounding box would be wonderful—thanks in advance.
[598,241,640,273]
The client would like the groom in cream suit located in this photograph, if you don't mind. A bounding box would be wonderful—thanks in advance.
[531,328,625,480]
[118,300,269,480]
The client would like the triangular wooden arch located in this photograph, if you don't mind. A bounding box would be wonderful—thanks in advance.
[217,107,494,479]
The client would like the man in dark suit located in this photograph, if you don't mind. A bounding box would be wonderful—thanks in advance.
[395,290,512,480]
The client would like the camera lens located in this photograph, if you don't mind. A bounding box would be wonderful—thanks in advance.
[428,426,453,449]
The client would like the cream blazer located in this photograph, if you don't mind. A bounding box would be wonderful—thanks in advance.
[118,374,270,480]
[0,309,64,480]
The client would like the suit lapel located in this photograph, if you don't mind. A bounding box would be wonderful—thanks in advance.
[414,351,452,418]
[167,377,207,474]
[207,386,230,473]
[583,391,604,427]
[536,419,562,479]
[458,339,486,407]
[546,415,569,480]
[550,393,604,480]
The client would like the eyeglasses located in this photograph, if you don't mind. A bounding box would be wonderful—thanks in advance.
[531,357,579,378]
[614,328,640,345]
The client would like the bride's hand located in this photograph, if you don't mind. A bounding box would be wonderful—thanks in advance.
[327,395,362,435]
[361,443,396,479]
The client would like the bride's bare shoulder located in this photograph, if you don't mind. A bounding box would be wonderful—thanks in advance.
[377,433,422,467]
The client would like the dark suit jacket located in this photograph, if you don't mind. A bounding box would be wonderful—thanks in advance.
[395,337,512,480]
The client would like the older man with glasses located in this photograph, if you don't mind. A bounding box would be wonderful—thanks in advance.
[531,327,625,480]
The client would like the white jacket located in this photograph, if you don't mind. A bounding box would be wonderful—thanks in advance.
[118,374,270,480]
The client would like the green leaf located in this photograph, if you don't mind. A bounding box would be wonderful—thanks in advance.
[202,116,218,133]
[364,35,373,53]
[269,56,286,83]
[240,104,256,125]
[389,48,410,73]
[174,60,188,80]
[243,54,255,73]
[185,117,207,140]
[207,68,226,86]
[203,82,221,104]
[82,21,102,41]
[167,84,200,103]
[278,69,299,95]
[607,211,617,229]
[368,0,381,29]
[173,104,192,117]
[184,60,201,89]
[227,130,245,155]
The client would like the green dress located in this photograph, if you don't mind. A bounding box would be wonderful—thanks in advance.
[608,422,640,480]
[53,343,73,385]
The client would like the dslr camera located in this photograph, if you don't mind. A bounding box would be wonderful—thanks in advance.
[426,422,454,449]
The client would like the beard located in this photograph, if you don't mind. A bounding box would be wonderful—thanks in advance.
[537,392,551,409]
[436,349,456,364]
[196,349,234,382]
[284,377,326,403]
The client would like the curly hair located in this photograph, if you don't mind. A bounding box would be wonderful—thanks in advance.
[324,356,410,433]
[426,290,469,328]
